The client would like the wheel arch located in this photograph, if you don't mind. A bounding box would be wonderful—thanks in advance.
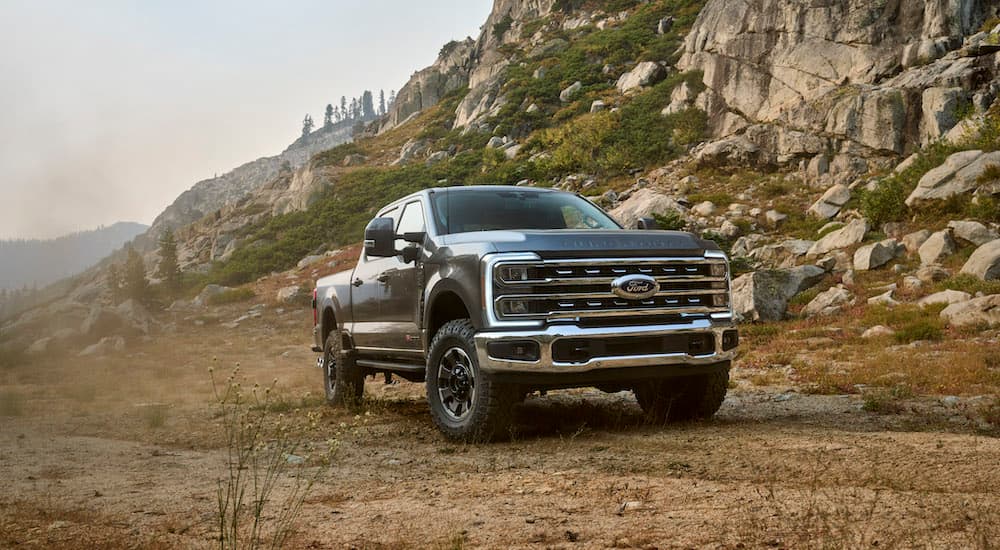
[425,281,478,346]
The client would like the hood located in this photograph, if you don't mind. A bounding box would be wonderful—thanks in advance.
[441,230,721,259]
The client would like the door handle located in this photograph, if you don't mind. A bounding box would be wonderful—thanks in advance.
[352,278,363,287]
[377,274,389,283]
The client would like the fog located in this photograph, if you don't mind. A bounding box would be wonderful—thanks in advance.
[0,0,491,239]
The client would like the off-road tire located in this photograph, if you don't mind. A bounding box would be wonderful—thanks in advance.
[634,365,730,423]
[426,319,516,442]
[322,331,364,406]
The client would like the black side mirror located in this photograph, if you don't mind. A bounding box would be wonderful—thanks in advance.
[364,217,395,257]
[636,217,659,230]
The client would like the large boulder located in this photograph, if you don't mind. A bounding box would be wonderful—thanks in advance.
[193,284,233,307]
[807,184,851,219]
[902,230,932,254]
[948,220,999,247]
[277,286,307,304]
[906,151,1000,205]
[940,295,1000,327]
[616,61,668,93]
[918,290,971,307]
[732,266,825,322]
[609,188,687,229]
[81,306,127,337]
[560,81,583,102]
[918,230,956,266]
[960,239,1000,280]
[920,87,966,145]
[853,239,901,271]
[807,218,869,256]
[802,285,854,318]
[115,299,154,335]
[694,137,761,168]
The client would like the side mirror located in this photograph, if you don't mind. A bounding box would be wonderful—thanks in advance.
[364,217,395,257]
[636,217,659,230]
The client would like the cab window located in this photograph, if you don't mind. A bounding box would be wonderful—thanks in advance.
[396,201,425,249]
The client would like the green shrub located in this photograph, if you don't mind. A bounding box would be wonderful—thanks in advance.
[893,319,944,344]
[860,178,908,228]
[652,210,687,230]
[208,287,256,306]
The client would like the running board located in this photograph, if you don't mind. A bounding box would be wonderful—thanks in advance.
[355,359,425,373]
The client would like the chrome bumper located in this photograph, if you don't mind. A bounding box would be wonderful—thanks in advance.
[474,318,737,375]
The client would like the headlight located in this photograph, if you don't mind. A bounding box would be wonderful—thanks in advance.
[499,265,531,283]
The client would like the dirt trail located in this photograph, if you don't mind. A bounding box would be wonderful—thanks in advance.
[1,305,998,549]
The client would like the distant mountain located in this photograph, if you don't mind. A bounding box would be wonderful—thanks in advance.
[0,222,148,290]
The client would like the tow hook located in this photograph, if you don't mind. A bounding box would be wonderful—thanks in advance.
[316,355,325,370]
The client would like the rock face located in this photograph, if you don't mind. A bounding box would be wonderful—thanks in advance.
[961,239,1000,280]
[381,39,475,132]
[940,294,1000,327]
[906,151,1000,205]
[732,266,825,322]
[678,0,997,165]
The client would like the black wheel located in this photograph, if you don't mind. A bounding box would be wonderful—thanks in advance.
[634,365,730,423]
[426,319,515,442]
[322,330,364,406]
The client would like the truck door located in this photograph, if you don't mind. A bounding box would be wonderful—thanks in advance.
[349,206,398,350]
[378,200,426,354]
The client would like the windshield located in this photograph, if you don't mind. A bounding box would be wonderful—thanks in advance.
[431,188,621,235]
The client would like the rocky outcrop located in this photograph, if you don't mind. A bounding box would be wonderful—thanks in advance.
[906,150,1000,205]
[678,0,999,167]
[940,294,1000,326]
[381,39,476,132]
[732,266,826,322]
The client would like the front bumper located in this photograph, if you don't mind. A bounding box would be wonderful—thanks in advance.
[474,318,737,376]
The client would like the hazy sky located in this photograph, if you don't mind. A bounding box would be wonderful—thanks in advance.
[0,0,492,239]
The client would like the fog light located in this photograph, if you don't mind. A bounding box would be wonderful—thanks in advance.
[503,300,530,315]
[487,341,540,362]
[500,266,530,282]
[722,330,739,351]
[711,293,729,307]
[710,263,727,278]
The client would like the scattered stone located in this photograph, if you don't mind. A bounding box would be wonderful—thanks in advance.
[842,269,856,286]
[807,219,870,256]
[732,266,825,322]
[426,151,450,165]
[297,255,324,269]
[948,220,999,247]
[808,184,852,219]
[486,136,505,149]
[78,336,126,357]
[916,265,951,284]
[853,239,901,271]
[862,326,895,339]
[277,286,306,304]
[526,103,540,114]
[719,220,741,239]
[692,201,716,217]
[560,81,583,102]
[868,289,899,307]
[194,284,233,307]
[590,100,607,113]
[656,16,674,35]
[918,230,957,265]
[616,61,667,93]
[765,210,788,226]
[960,239,1000,280]
[918,290,972,307]
[902,276,924,291]
[609,188,687,229]
[393,138,431,166]
[940,295,1000,327]
[802,286,853,317]
[902,230,933,254]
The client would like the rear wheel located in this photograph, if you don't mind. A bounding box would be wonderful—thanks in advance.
[426,319,516,442]
[634,365,730,423]
[322,331,364,406]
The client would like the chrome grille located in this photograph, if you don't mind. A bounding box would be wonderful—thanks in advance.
[492,257,731,321]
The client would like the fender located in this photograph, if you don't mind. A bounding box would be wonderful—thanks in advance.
[423,276,482,353]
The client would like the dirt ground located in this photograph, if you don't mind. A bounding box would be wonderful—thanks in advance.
[1,301,998,549]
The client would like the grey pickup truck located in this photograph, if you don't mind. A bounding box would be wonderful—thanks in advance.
[312,186,738,441]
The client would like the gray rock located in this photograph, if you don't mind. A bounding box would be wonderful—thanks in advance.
[78,336,126,357]
[748,239,814,268]
[656,16,674,35]
[802,286,853,318]
[901,276,924,291]
[960,239,1000,280]
[560,81,583,103]
[590,100,607,113]
[808,184,852,219]
[193,284,232,307]
[862,325,895,339]
[916,265,951,284]
[393,138,431,166]
[731,234,767,257]
[918,230,956,266]
[616,62,667,93]
[906,151,1000,205]
[868,289,899,307]
[486,136,505,149]
[719,220,741,239]
[277,286,306,304]
[948,220,999,247]
[525,103,540,114]
[115,299,154,335]
[426,151,450,165]
[694,137,760,168]
[692,201,717,217]
[918,290,972,307]
[940,295,1000,327]
[765,210,788,226]
[609,188,687,229]
[921,87,966,145]
[902,230,932,254]
[732,266,825,322]
[807,219,869,256]
[297,255,325,269]
[853,239,901,271]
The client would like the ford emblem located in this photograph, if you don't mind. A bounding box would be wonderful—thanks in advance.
[611,274,659,300]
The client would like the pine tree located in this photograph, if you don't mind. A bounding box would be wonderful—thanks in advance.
[123,246,149,304]
[156,230,181,294]
[350,98,359,120]
[106,262,124,305]
[388,90,396,108]
[362,90,375,119]
[301,114,314,137]
[340,96,348,119]
[324,104,334,128]
[379,89,386,116]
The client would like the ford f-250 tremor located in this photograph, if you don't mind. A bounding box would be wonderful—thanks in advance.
[312,186,738,441]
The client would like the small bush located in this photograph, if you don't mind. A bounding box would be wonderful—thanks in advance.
[939,274,1000,296]
[893,319,944,344]
[652,210,687,230]
[862,389,907,414]
[860,178,909,228]
[207,288,256,306]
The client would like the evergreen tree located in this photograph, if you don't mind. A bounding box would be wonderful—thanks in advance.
[106,262,124,305]
[123,246,149,304]
[340,96,347,118]
[301,114,314,137]
[156,230,181,294]
[388,90,396,108]
[379,89,386,116]
[324,104,334,128]
[350,98,359,120]
[362,90,375,119]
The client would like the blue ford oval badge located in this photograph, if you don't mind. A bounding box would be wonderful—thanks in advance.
[611,274,659,300]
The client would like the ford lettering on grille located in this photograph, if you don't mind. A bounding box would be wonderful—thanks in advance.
[611,274,659,300]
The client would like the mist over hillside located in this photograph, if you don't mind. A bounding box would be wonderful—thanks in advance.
[0,222,147,290]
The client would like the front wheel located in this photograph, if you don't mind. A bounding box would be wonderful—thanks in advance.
[634,365,730,423]
[426,319,516,442]
[322,331,364,406]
